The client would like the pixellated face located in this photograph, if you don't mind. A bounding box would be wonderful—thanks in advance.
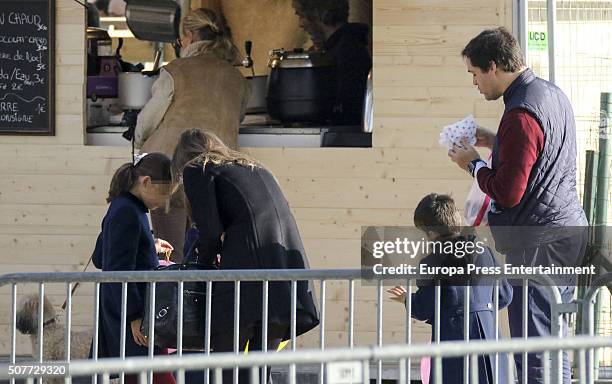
[138,177,174,211]
[466,59,502,101]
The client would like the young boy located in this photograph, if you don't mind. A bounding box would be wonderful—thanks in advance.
[388,193,513,384]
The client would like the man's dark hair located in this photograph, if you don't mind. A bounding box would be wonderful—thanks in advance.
[413,193,461,237]
[461,27,525,72]
[293,0,349,26]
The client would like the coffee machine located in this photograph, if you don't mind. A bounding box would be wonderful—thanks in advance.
[86,27,123,128]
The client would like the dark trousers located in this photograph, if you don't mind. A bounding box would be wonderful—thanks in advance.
[211,324,286,384]
[506,230,587,384]
[508,282,574,384]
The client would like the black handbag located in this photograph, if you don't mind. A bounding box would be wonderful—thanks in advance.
[141,262,209,351]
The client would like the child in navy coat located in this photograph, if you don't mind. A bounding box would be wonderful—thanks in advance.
[90,153,175,384]
[388,193,513,384]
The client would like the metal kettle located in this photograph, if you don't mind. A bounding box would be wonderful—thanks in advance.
[362,69,373,133]
[267,48,334,69]
[266,48,336,123]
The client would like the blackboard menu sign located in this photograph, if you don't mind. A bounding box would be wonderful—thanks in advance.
[0,0,54,135]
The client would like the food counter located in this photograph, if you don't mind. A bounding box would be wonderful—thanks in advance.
[86,125,371,148]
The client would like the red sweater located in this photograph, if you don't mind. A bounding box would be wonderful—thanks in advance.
[476,109,544,208]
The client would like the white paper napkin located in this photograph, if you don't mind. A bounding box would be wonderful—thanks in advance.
[439,115,478,150]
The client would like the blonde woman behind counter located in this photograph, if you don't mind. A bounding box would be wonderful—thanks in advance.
[134,8,250,261]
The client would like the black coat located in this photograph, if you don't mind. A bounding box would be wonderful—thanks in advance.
[182,162,319,339]
[410,236,513,384]
[325,23,372,126]
[91,192,160,358]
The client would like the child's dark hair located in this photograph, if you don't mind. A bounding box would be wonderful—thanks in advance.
[107,153,172,203]
[413,193,461,237]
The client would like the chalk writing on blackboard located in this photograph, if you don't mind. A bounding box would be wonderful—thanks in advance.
[0,0,55,135]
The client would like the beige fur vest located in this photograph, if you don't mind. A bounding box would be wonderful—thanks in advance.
[140,53,249,154]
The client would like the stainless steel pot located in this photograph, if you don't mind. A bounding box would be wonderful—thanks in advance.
[363,69,373,133]
[245,75,268,114]
[118,72,158,110]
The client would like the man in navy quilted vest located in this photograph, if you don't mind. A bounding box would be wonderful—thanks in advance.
[449,27,588,383]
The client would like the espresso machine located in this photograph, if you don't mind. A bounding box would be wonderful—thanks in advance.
[86,27,123,128]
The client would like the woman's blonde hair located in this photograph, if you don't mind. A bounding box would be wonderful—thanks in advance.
[172,129,259,183]
[180,8,240,64]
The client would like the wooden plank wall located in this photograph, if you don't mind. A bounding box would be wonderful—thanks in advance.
[0,0,512,355]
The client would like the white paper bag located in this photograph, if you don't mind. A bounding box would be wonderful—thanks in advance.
[464,155,492,226]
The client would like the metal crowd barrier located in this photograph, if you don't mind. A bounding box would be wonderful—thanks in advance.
[1,336,611,384]
[581,272,612,384]
[0,269,593,384]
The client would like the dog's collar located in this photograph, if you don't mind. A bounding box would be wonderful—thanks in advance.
[43,318,56,327]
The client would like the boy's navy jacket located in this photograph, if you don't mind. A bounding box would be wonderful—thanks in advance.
[409,234,513,384]
[91,192,160,358]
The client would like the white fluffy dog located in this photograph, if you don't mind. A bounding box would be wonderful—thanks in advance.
[16,294,93,362]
